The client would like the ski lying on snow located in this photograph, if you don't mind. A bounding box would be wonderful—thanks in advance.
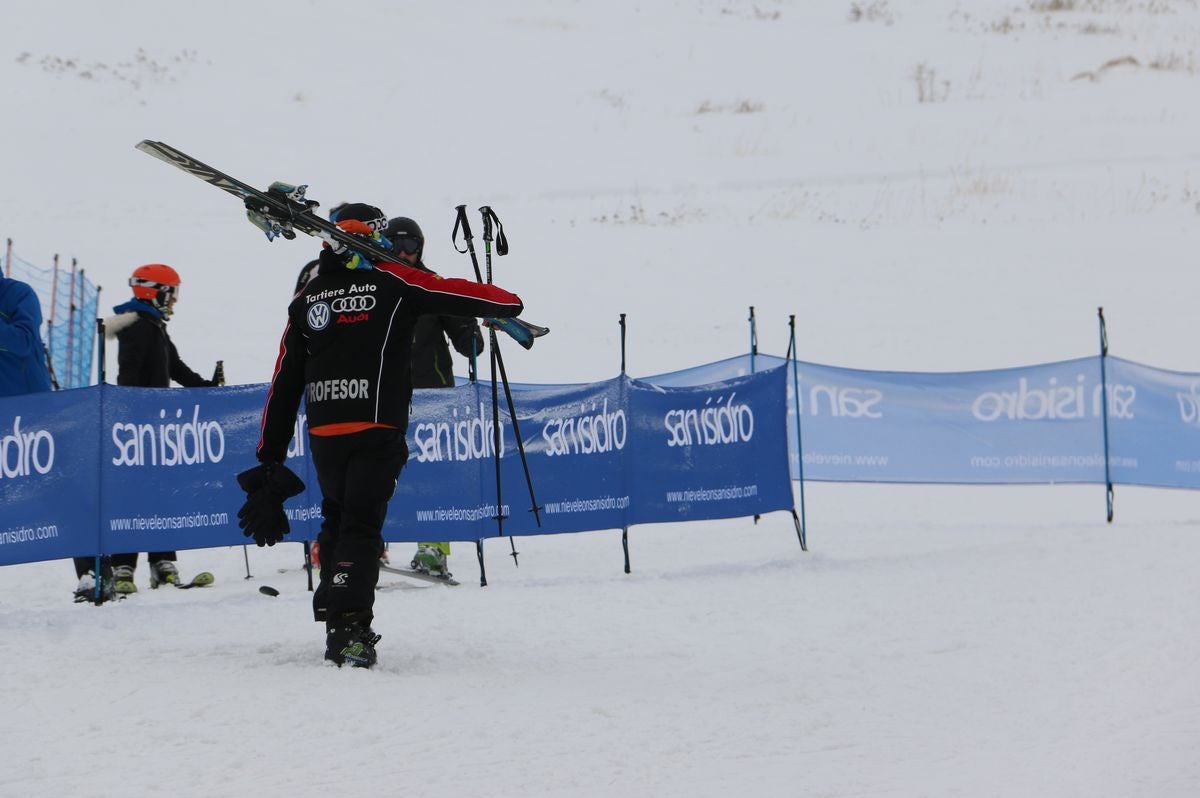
[275,564,459,586]
[173,571,215,589]
[379,564,460,586]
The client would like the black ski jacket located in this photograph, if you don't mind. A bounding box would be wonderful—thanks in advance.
[411,314,481,388]
[257,249,523,463]
[297,256,482,389]
[408,258,483,388]
[108,310,212,388]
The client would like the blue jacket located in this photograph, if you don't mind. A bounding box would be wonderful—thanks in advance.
[0,274,52,396]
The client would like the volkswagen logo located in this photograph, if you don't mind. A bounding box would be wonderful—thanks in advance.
[330,296,376,313]
[307,302,331,330]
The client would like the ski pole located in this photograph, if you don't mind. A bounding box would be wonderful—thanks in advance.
[481,207,521,567]
[481,207,541,530]
[455,206,508,541]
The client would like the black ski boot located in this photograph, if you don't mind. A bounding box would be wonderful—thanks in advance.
[74,559,116,604]
[325,612,381,669]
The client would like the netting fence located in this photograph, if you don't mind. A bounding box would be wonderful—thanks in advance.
[3,238,100,389]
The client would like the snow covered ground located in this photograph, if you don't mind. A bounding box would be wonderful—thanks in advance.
[2,1,1199,795]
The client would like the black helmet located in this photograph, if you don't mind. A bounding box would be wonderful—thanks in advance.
[385,216,424,258]
[330,202,387,231]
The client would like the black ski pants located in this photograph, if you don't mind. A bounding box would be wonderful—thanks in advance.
[309,427,408,625]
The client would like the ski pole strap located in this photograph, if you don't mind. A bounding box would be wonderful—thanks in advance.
[452,204,473,253]
[479,206,508,256]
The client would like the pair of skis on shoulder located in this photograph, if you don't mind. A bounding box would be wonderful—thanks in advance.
[135,140,548,350]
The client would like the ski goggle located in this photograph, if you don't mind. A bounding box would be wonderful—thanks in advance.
[130,277,180,303]
[393,235,422,255]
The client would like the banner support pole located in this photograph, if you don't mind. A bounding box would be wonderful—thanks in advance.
[93,372,108,603]
[788,315,808,551]
[619,313,631,573]
[1098,307,1114,523]
[476,539,488,587]
[749,306,758,374]
[92,285,102,385]
[619,313,627,375]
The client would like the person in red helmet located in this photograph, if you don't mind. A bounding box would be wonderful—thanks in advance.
[76,263,219,595]
[111,264,216,388]
[237,202,525,668]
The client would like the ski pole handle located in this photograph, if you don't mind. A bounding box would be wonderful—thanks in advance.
[479,206,509,255]
[480,206,494,242]
[453,204,474,249]
[453,204,484,283]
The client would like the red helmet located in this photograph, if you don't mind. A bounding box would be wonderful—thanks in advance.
[129,263,181,315]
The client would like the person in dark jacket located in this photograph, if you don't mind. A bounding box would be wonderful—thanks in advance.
[386,216,483,579]
[82,263,217,595]
[238,203,524,668]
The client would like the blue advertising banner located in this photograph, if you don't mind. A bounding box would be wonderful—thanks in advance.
[98,384,292,554]
[10,349,1200,569]
[627,366,794,523]
[644,354,1183,487]
[386,383,491,542]
[389,378,630,540]
[494,378,630,537]
[1105,357,1200,489]
[0,389,101,566]
[784,357,1110,484]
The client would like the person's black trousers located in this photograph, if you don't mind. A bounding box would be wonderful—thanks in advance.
[309,427,408,625]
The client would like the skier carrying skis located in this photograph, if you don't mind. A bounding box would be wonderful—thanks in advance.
[237,202,524,669]
[294,215,483,580]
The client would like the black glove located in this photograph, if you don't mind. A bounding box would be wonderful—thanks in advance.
[236,462,305,547]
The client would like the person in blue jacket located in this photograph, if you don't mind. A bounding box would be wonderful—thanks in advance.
[0,273,102,600]
[0,270,52,396]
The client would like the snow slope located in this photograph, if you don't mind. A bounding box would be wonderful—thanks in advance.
[1,1,1199,795]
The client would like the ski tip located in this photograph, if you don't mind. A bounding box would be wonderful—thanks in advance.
[135,140,174,163]
[517,324,548,350]
[174,571,215,589]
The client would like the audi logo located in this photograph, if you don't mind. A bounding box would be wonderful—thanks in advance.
[330,296,376,313]
[307,302,331,330]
